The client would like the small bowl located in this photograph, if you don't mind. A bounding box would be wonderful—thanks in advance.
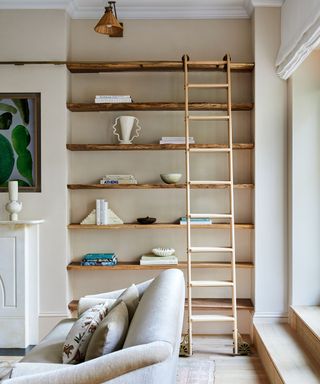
[137,216,157,225]
[160,173,182,184]
[152,247,175,257]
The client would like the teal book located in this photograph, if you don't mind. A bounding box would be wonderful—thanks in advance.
[83,253,116,261]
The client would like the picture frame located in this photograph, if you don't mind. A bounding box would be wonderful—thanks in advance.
[0,93,41,192]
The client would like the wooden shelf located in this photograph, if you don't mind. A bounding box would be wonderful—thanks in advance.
[67,183,254,190]
[68,297,254,312]
[67,102,254,112]
[67,143,254,151]
[67,261,253,271]
[66,61,255,73]
[68,223,254,230]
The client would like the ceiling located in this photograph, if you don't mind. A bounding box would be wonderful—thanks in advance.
[0,0,284,19]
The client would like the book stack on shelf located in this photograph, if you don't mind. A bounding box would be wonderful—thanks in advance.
[159,136,195,144]
[96,199,109,225]
[140,253,178,265]
[80,253,118,266]
[94,95,132,103]
[100,175,138,185]
[180,216,212,225]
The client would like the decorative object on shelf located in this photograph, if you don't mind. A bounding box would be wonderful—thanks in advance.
[0,93,41,192]
[94,1,123,38]
[160,173,182,184]
[80,209,123,225]
[81,253,118,267]
[160,136,195,144]
[5,180,22,221]
[100,174,137,185]
[140,253,178,265]
[152,247,175,257]
[137,216,156,225]
[95,95,132,104]
[180,217,212,225]
[112,116,142,144]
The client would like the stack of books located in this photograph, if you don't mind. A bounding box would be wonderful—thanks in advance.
[81,253,118,266]
[100,175,138,185]
[96,199,109,225]
[95,95,132,103]
[140,253,178,265]
[160,137,195,144]
[180,217,212,225]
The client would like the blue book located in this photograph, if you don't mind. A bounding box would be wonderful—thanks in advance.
[81,260,118,266]
[83,253,115,261]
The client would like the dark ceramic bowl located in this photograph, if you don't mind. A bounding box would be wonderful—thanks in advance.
[137,216,157,224]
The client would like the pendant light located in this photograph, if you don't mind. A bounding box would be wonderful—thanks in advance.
[94,1,123,37]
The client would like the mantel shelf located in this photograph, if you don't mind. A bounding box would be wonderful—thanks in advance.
[68,223,254,230]
[67,183,254,190]
[67,102,254,112]
[66,61,254,73]
[67,143,254,151]
[68,297,254,312]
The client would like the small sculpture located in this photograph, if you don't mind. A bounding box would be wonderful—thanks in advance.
[112,116,141,144]
[5,181,22,221]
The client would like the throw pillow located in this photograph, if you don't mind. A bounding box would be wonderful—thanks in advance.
[85,301,129,361]
[78,298,116,317]
[110,284,139,320]
[62,303,108,364]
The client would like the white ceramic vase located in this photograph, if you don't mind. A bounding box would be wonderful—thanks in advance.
[112,116,142,144]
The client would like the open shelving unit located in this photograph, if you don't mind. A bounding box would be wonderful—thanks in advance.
[66,59,255,330]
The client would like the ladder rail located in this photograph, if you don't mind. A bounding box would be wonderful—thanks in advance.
[226,54,238,354]
[183,54,193,356]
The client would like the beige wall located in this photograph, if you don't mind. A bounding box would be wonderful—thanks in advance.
[69,18,254,334]
[0,13,255,336]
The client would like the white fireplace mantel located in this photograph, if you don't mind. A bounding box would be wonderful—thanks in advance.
[0,219,44,348]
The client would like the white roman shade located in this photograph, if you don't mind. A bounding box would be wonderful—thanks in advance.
[276,0,320,80]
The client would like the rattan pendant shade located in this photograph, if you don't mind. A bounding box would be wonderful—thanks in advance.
[94,6,123,35]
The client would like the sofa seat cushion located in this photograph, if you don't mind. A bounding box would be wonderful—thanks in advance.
[21,319,76,364]
[85,301,129,361]
[63,304,109,364]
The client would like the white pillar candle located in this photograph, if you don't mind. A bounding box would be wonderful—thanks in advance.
[8,181,18,201]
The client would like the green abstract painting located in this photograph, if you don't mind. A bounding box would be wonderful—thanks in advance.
[0,93,41,192]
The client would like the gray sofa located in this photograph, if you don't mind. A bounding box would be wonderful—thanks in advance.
[5,269,185,384]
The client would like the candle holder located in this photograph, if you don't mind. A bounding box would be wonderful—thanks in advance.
[5,181,22,221]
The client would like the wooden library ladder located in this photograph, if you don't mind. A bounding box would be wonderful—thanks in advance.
[183,54,238,355]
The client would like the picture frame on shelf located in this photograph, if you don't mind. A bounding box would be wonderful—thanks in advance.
[0,93,41,192]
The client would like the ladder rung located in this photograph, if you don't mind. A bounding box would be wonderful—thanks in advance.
[189,181,231,185]
[191,314,235,322]
[190,280,234,287]
[188,83,229,89]
[190,246,233,253]
[188,115,229,121]
[189,148,231,153]
[187,61,227,66]
[189,213,232,219]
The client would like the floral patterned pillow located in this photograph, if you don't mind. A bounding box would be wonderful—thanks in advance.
[62,303,108,364]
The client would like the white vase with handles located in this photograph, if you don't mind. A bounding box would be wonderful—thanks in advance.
[112,116,142,144]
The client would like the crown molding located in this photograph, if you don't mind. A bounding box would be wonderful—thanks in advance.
[0,0,284,19]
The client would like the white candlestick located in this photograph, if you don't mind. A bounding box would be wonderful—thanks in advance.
[9,181,18,201]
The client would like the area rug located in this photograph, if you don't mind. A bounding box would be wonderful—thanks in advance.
[177,358,215,384]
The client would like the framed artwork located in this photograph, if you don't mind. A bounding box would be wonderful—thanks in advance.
[0,93,41,192]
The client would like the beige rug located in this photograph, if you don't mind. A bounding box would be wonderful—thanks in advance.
[177,358,215,384]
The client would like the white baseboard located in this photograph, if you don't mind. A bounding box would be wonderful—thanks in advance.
[253,312,288,324]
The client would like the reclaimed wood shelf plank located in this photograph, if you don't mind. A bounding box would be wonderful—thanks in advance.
[68,223,254,230]
[67,183,254,190]
[67,102,254,112]
[68,297,254,312]
[66,143,254,151]
[66,61,255,73]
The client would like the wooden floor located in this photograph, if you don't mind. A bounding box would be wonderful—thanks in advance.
[192,335,270,384]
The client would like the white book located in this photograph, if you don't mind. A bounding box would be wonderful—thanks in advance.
[160,140,195,144]
[161,137,194,141]
[100,200,109,225]
[95,99,132,104]
[140,259,178,265]
[96,95,132,98]
[95,199,101,225]
[100,179,138,185]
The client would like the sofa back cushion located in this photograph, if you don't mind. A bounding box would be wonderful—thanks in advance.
[109,284,139,320]
[85,301,129,361]
[123,269,185,351]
